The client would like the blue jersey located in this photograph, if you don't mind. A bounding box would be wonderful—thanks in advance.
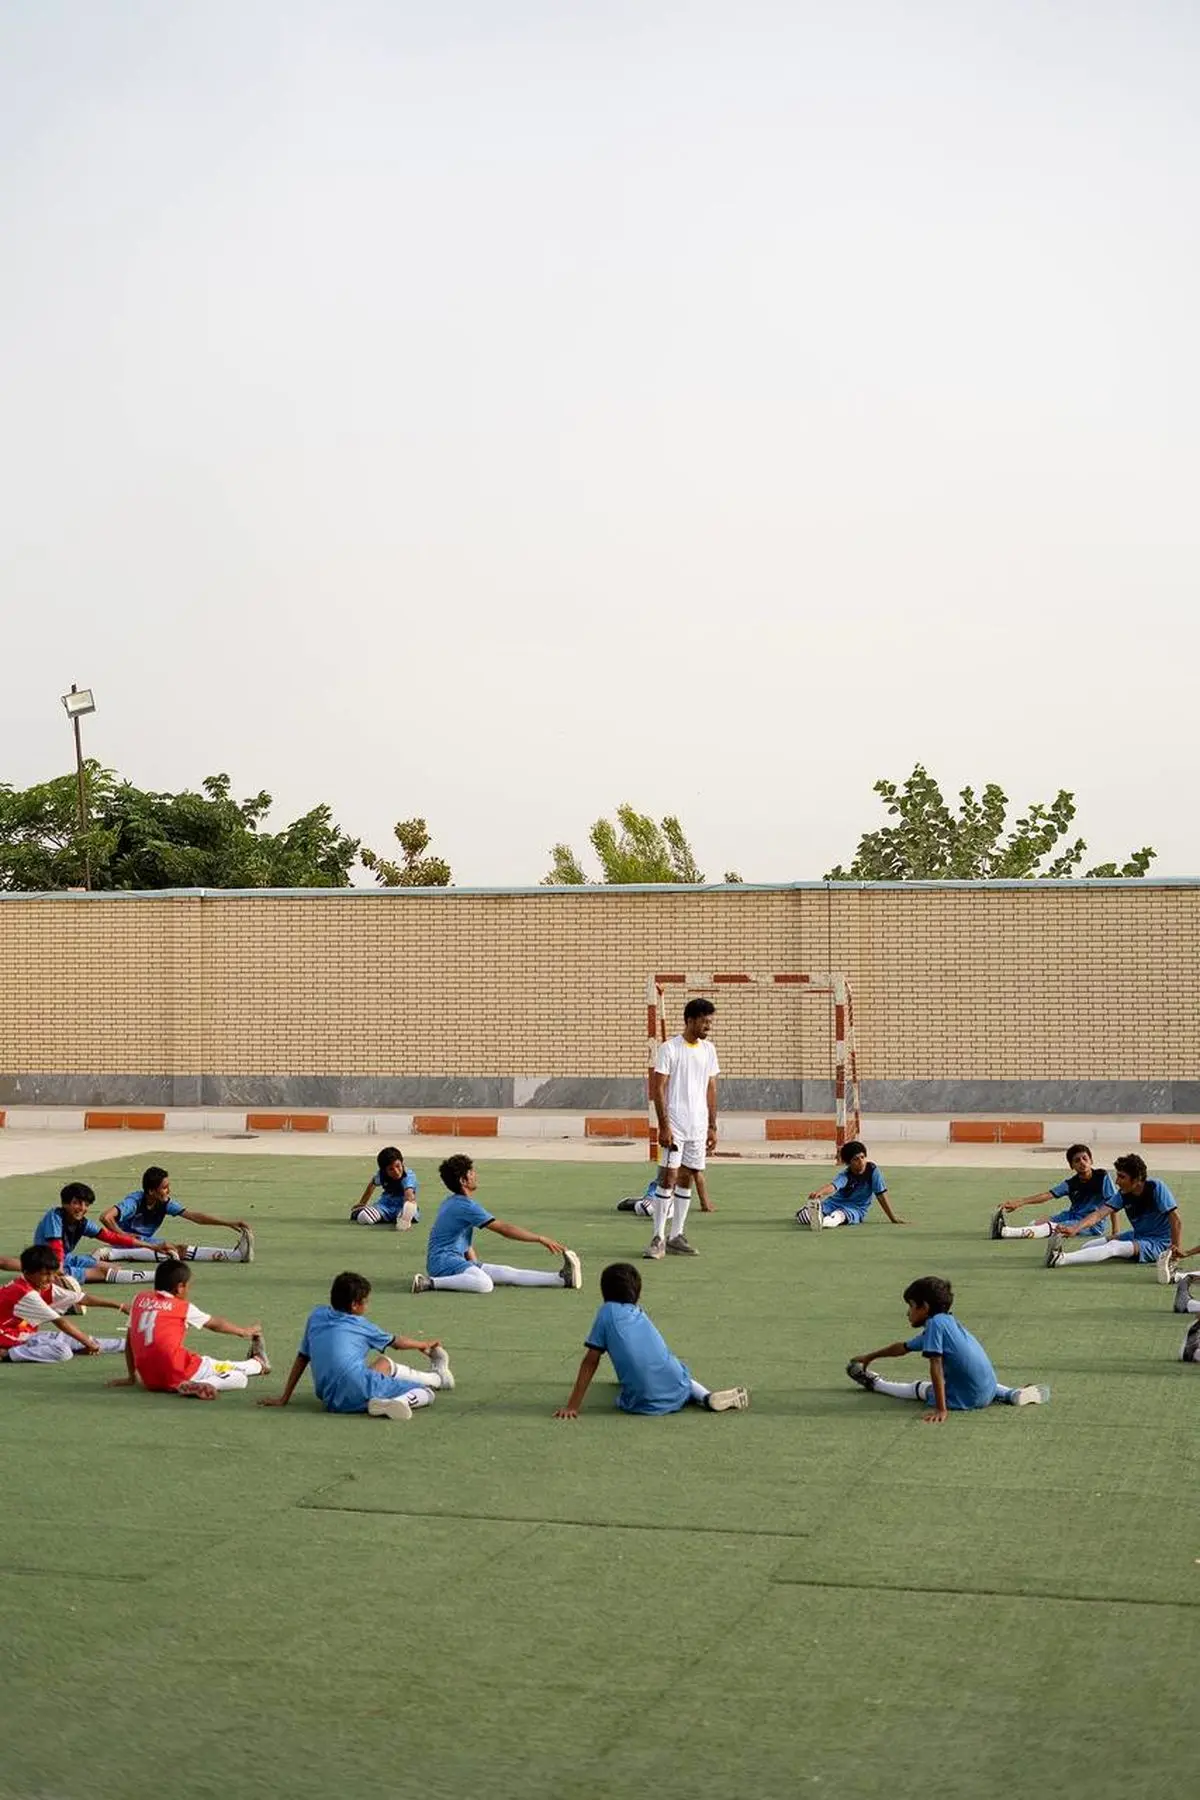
[427,1194,495,1276]
[299,1306,395,1414]
[1114,1179,1176,1254]
[33,1207,103,1257]
[906,1312,998,1410]
[113,1191,185,1239]
[585,1301,692,1415]
[826,1163,887,1224]
[1048,1169,1116,1231]
[369,1167,419,1224]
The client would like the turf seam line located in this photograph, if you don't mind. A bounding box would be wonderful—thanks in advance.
[769,1575,1199,1611]
[298,1501,815,1539]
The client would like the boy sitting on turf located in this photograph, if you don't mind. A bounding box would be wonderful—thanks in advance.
[99,1166,253,1263]
[411,1155,581,1294]
[259,1270,453,1421]
[0,1182,163,1286]
[617,1169,715,1215]
[108,1259,269,1400]
[1045,1153,1181,1279]
[846,1275,1049,1422]
[0,1245,128,1363]
[990,1143,1114,1241]
[555,1261,748,1418]
[350,1146,420,1231]
[796,1141,907,1230]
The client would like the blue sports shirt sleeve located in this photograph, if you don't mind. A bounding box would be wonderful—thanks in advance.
[1049,1180,1070,1199]
[870,1167,886,1195]
[584,1304,610,1353]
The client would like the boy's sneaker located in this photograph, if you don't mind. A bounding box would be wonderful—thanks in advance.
[1011,1384,1050,1405]
[665,1234,698,1256]
[235,1226,255,1264]
[250,1332,271,1375]
[807,1203,824,1232]
[1173,1274,1196,1315]
[989,1207,1006,1240]
[1155,1248,1177,1285]
[368,1395,413,1421]
[429,1346,455,1391]
[845,1360,877,1390]
[643,1236,666,1260]
[177,1380,219,1401]
[559,1249,582,1289]
[705,1387,750,1412]
[1179,1318,1200,1363]
[1044,1233,1066,1268]
[616,1198,639,1211]
[411,1273,434,1293]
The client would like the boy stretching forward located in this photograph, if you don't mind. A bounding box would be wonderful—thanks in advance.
[555,1262,748,1417]
[990,1144,1114,1242]
[1046,1154,1181,1279]
[846,1276,1049,1422]
[109,1260,268,1399]
[412,1156,581,1294]
[796,1141,907,1229]
[0,1246,128,1363]
[100,1167,253,1263]
[260,1271,453,1422]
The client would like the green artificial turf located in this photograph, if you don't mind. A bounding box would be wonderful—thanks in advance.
[1,1152,1197,1800]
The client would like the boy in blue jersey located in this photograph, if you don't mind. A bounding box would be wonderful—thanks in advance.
[260,1271,454,1422]
[99,1167,253,1263]
[411,1155,581,1294]
[846,1276,1049,1422]
[350,1147,420,1231]
[1046,1153,1182,1279]
[0,1183,161,1287]
[796,1142,908,1230]
[555,1262,748,1417]
[617,1169,714,1216]
[990,1144,1114,1242]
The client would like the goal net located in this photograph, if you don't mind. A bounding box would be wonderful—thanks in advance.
[644,971,861,1156]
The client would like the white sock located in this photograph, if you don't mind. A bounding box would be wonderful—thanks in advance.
[407,1388,434,1409]
[1059,1239,1137,1266]
[355,1205,384,1225]
[871,1376,927,1401]
[1184,1298,1200,1315]
[188,1246,235,1262]
[104,1269,153,1284]
[384,1359,440,1388]
[1001,1221,1050,1239]
[651,1189,673,1239]
[398,1200,419,1226]
[823,1209,848,1229]
[670,1189,692,1238]
[478,1263,563,1288]
[103,1248,159,1263]
[688,1377,710,1404]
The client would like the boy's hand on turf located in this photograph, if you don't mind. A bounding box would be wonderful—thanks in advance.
[107,1375,136,1388]
[258,1396,287,1407]
[554,1407,579,1419]
[922,1408,949,1424]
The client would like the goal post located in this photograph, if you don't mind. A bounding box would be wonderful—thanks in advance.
[644,971,861,1157]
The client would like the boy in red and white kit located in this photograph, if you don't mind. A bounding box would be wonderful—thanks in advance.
[0,1245,128,1363]
[109,1259,269,1400]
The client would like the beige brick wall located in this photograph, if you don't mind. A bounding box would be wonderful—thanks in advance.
[0,884,1196,1082]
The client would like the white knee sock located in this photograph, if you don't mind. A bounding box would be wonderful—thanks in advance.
[407,1387,434,1409]
[688,1377,710,1404]
[823,1209,848,1229]
[670,1189,692,1237]
[104,1269,154,1284]
[871,1376,927,1401]
[384,1359,441,1388]
[188,1246,237,1262]
[431,1267,494,1292]
[651,1188,674,1239]
[1001,1221,1051,1239]
[479,1263,563,1288]
[355,1206,384,1225]
[1059,1239,1137,1266]
[1183,1297,1200,1315]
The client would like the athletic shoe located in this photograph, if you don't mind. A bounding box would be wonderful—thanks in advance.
[1044,1233,1065,1268]
[845,1360,877,1390]
[429,1346,455,1391]
[643,1236,666,1261]
[705,1387,750,1412]
[411,1273,434,1293]
[1155,1248,1177,1285]
[1173,1275,1196,1315]
[236,1226,255,1264]
[665,1234,698,1256]
[250,1332,271,1375]
[807,1203,824,1232]
[1180,1318,1200,1363]
[559,1249,582,1289]
[989,1207,1006,1240]
[616,1198,639,1211]
[1011,1384,1050,1405]
[367,1395,413,1421]
[177,1381,219,1400]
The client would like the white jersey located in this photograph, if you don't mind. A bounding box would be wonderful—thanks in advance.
[654,1034,720,1137]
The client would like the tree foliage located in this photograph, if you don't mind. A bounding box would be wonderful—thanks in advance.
[544,804,707,885]
[361,817,452,888]
[826,765,1156,881]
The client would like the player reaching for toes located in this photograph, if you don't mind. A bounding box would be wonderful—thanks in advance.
[846,1276,1049,1422]
[108,1259,268,1399]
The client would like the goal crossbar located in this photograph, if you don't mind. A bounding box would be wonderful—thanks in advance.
[645,971,861,1155]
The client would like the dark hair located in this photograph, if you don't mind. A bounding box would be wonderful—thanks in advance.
[376,1146,405,1173]
[59,1181,95,1206]
[839,1141,867,1164]
[600,1262,642,1305]
[439,1154,474,1193]
[142,1166,168,1194]
[1114,1153,1147,1183]
[154,1258,190,1294]
[331,1271,372,1311]
[20,1244,60,1277]
[1065,1143,1092,1164]
[903,1276,953,1315]
[683,998,715,1022]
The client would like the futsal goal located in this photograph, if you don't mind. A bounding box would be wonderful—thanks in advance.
[644,971,861,1156]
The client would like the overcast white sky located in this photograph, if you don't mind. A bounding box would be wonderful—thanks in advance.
[2,1,1197,884]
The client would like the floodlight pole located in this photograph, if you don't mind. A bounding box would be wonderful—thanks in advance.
[67,684,90,890]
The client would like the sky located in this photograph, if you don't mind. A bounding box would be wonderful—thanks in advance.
[2,0,1197,885]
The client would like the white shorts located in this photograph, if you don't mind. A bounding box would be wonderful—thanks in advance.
[662,1134,706,1173]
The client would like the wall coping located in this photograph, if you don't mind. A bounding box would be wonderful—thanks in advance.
[2,878,1199,902]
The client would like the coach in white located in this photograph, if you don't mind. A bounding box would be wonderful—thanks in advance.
[646,998,719,1260]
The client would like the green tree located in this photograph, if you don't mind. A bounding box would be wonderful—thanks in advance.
[826,764,1155,881]
[544,804,707,884]
[361,817,451,887]
[0,764,117,890]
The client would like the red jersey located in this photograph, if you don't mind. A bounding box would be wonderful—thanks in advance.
[128,1290,209,1390]
[0,1276,60,1348]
